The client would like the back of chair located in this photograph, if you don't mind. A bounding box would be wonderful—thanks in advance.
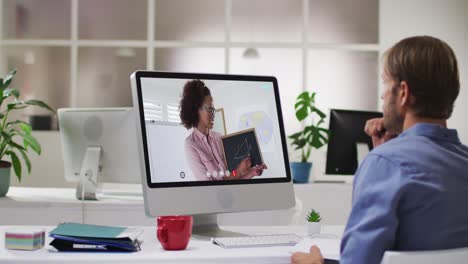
[381,247,468,264]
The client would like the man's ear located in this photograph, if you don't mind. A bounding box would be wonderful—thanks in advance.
[398,81,411,107]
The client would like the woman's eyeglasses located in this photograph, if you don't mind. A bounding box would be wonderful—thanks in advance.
[200,105,216,115]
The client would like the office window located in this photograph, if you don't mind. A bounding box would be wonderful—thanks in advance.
[143,100,163,121]
[78,0,147,40]
[154,48,225,73]
[0,0,379,131]
[166,102,181,123]
[2,0,70,39]
[77,47,145,107]
[231,0,302,43]
[155,0,225,41]
[309,0,379,43]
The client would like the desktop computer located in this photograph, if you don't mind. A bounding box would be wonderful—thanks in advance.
[58,108,142,200]
[324,109,383,179]
[130,71,295,237]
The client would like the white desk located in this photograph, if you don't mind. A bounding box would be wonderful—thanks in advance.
[0,225,343,263]
[1,186,352,226]
[0,187,153,226]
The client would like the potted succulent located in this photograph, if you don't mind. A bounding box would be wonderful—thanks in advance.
[0,69,54,197]
[306,209,322,235]
[289,91,329,183]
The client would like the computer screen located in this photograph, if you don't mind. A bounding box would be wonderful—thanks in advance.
[131,71,295,234]
[58,108,141,199]
[325,109,383,175]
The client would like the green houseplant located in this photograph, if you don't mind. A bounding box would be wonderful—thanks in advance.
[306,208,322,235]
[289,91,329,183]
[0,69,54,197]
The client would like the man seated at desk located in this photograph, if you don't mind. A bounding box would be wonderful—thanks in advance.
[292,36,468,263]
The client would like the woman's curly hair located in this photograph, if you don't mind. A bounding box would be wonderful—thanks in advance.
[179,80,211,129]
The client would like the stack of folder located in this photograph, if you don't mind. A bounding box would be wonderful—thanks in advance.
[49,223,142,252]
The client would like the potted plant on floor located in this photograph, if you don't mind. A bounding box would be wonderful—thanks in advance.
[289,91,329,183]
[306,208,322,235]
[0,69,54,197]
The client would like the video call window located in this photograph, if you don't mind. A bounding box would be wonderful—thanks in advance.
[140,77,288,184]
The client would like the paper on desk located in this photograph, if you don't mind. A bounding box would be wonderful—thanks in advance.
[289,237,340,260]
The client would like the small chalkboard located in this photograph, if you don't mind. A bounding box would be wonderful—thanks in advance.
[221,128,264,172]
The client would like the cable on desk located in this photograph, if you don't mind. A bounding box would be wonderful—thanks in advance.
[80,173,95,224]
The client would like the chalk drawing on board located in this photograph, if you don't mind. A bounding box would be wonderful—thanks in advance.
[234,138,252,160]
[221,128,264,172]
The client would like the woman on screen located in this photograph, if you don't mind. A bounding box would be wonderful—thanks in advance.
[180,80,267,181]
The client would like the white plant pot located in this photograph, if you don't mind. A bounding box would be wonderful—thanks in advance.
[306,222,321,236]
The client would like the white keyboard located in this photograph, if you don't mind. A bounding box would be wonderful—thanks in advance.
[212,234,302,249]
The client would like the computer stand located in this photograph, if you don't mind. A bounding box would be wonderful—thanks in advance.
[75,146,102,201]
[192,214,247,240]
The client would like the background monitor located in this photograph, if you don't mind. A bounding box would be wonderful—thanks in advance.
[58,108,141,200]
[131,71,295,237]
[325,109,383,176]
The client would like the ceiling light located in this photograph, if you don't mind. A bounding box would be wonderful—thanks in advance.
[242,47,260,59]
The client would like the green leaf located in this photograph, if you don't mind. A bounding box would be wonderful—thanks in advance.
[294,91,316,122]
[293,138,307,150]
[297,91,310,101]
[22,133,41,155]
[0,130,12,143]
[8,141,26,150]
[306,209,322,222]
[7,101,28,110]
[17,148,31,174]
[290,90,329,158]
[7,150,21,181]
[20,123,32,134]
[9,141,27,151]
[288,131,302,140]
[24,99,55,113]
[3,88,20,98]
[0,69,16,90]
[311,106,326,119]
[310,128,329,149]
[6,120,30,129]
[295,107,308,121]
[310,92,316,101]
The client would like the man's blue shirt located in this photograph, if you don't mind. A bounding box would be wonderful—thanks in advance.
[340,123,468,264]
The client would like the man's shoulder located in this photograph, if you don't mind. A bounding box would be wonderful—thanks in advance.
[370,135,427,160]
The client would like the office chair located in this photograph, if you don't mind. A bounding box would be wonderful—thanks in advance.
[381,247,468,264]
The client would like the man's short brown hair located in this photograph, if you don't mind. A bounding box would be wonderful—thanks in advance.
[384,36,460,119]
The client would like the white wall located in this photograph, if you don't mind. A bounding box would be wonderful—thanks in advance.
[380,0,468,143]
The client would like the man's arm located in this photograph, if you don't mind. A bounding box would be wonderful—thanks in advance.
[340,154,403,264]
[364,118,398,147]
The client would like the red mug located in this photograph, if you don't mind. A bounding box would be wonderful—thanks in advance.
[157,215,193,250]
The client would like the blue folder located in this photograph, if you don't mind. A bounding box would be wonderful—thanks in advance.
[49,223,142,252]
